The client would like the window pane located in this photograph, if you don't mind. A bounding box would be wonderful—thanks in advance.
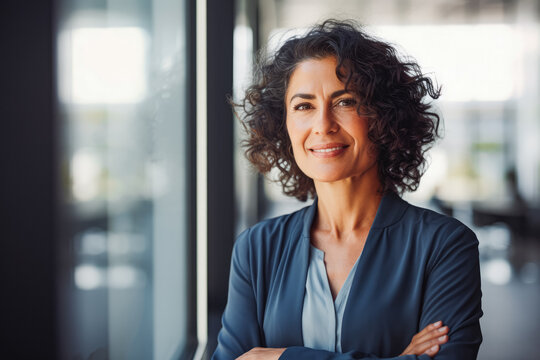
[56,0,189,358]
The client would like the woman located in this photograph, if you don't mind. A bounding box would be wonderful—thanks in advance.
[213,20,482,360]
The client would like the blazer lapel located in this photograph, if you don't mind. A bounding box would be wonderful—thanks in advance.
[262,200,316,347]
[340,192,409,353]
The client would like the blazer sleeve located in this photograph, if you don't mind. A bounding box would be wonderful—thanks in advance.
[417,223,483,359]
[212,229,264,360]
[280,348,427,359]
[279,223,483,360]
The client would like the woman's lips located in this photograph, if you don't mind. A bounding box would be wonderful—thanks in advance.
[309,143,349,158]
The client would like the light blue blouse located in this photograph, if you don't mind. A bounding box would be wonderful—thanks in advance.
[302,245,362,353]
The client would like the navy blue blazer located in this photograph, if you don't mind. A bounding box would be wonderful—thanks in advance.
[212,192,482,359]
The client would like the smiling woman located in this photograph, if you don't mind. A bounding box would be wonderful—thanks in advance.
[285,56,378,186]
[214,20,482,360]
[237,20,441,203]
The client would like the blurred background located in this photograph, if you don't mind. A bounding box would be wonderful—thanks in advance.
[2,0,539,359]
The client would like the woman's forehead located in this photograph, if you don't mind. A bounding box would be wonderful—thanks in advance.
[286,57,347,99]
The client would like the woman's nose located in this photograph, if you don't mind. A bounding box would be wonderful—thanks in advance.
[312,107,338,135]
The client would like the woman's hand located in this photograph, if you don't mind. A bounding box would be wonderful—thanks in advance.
[235,347,286,360]
[234,323,447,359]
[400,321,449,358]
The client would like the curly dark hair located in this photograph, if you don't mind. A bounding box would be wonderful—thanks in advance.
[236,19,441,201]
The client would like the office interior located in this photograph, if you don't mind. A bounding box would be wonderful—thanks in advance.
[2,0,539,359]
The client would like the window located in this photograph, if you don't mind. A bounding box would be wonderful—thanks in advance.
[56,0,193,358]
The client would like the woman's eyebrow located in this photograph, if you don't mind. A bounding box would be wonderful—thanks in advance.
[289,90,350,104]
[289,93,315,103]
[330,89,350,98]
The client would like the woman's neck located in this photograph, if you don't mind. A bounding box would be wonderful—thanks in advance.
[313,171,383,240]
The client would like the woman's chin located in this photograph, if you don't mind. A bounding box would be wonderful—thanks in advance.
[309,169,380,188]
[309,173,354,185]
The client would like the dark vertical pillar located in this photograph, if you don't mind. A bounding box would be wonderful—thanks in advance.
[205,0,236,356]
[206,0,236,310]
[0,0,57,358]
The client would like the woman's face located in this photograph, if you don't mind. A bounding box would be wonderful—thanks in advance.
[285,56,379,185]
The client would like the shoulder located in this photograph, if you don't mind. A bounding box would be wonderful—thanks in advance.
[233,203,311,258]
[400,200,476,241]
[398,200,479,270]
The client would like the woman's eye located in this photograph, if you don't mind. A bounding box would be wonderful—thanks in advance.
[293,103,312,111]
[336,98,357,107]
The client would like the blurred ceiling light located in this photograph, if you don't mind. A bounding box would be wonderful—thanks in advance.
[482,258,512,285]
[60,27,148,104]
[75,264,146,289]
[71,149,102,201]
[75,264,104,290]
[486,224,511,250]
